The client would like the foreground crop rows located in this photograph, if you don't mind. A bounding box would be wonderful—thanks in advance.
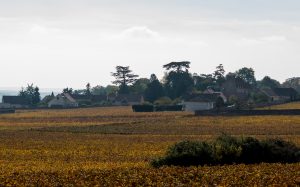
[0,105,299,185]
[0,164,299,186]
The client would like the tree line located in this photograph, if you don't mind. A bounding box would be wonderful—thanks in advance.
[19,62,300,106]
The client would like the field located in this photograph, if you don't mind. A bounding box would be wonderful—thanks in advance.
[0,104,299,186]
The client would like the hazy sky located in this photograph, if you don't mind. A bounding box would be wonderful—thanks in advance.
[0,0,300,89]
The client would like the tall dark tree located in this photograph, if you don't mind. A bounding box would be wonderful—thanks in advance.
[144,74,165,103]
[85,83,91,96]
[18,84,40,106]
[111,66,139,94]
[235,67,256,86]
[33,87,41,105]
[213,64,226,87]
[130,78,150,94]
[163,61,194,99]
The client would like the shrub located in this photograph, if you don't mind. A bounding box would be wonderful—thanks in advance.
[261,138,300,163]
[155,105,183,112]
[151,141,214,167]
[240,137,264,164]
[154,97,173,106]
[151,135,300,167]
[214,134,242,164]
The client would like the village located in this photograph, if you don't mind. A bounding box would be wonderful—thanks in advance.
[0,63,299,113]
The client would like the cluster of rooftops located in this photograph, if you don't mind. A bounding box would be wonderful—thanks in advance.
[0,77,299,111]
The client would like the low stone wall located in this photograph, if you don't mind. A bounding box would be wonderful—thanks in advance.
[195,109,300,116]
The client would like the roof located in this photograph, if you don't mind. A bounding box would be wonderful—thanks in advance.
[63,93,77,103]
[2,96,29,105]
[261,88,278,97]
[273,88,298,97]
[185,93,221,102]
[115,94,143,103]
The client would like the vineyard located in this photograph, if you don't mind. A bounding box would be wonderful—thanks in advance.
[0,104,299,186]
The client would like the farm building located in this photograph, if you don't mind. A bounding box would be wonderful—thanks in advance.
[261,87,299,102]
[48,93,78,108]
[184,93,226,112]
[222,74,252,100]
[2,96,30,108]
[69,94,107,105]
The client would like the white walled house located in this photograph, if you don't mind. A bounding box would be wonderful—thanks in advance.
[184,101,215,112]
[184,93,226,112]
[48,93,78,108]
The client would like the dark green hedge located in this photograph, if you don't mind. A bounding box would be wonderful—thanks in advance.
[151,135,300,167]
[132,105,183,112]
[155,105,183,112]
[132,105,154,112]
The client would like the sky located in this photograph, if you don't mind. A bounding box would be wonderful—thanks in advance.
[0,0,300,89]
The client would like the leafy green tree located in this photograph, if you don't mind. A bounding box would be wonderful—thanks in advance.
[282,77,300,92]
[91,85,119,95]
[91,85,107,95]
[250,92,269,103]
[258,76,280,89]
[18,84,41,106]
[130,78,150,94]
[144,74,165,103]
[111,66,139,94]
[193,73,216,91]
[63,87,73,94]
[105,85,119,95]
[235,67,256,86]
[33,87,41,105]
[163,61,194,99]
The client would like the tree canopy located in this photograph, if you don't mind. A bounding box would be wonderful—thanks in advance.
[19,84,40,106]
[111,66,139,94]
[282,77,300,92]
[163,62,194,99]
[163,61,191,73]
[144,74,165,103]
[259,76,281,89]
[235,67,256,86]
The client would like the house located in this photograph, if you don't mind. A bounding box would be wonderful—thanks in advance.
[203,88,228,103]
[48,93,78,108]
[2,96,30,108]
[222,75,252,100]
[262,87,298,102]
[108,94,144,106]
[184,93,225,112]
[69,94,108,105]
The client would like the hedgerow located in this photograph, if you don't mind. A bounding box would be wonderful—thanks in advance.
[151,134,300,167]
